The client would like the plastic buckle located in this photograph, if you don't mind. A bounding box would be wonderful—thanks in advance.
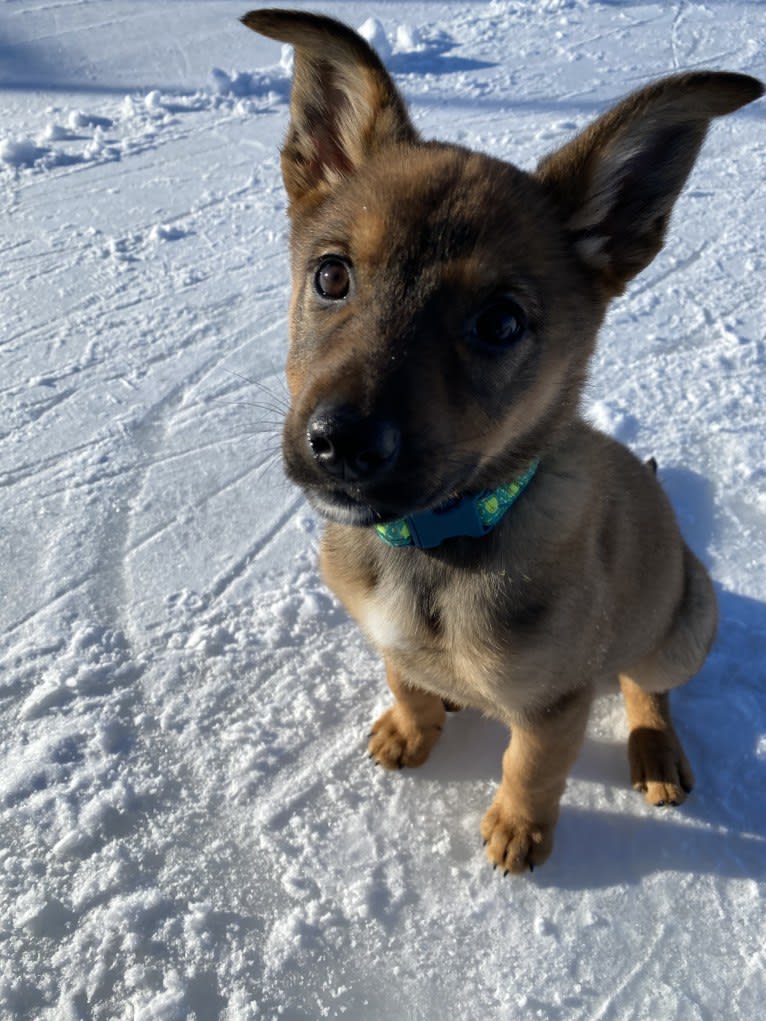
[405,495,489,549]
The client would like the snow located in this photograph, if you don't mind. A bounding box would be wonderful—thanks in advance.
[1,1,764,1018]
[357,18,393,61]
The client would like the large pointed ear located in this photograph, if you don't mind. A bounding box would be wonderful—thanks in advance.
[241,9,418,208]
[536,72,763,295]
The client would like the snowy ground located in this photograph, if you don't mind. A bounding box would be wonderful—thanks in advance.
[1,1,765,1018]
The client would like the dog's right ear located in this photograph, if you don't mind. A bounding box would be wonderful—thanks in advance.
[241,9,417,208]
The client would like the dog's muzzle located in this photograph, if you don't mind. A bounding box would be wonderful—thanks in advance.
[307,403,401,485]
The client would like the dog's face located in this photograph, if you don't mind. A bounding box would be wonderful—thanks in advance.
[243,10,762,526]
[283,144,602,524]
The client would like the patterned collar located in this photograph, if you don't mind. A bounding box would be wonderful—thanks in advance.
[374,459,539,550]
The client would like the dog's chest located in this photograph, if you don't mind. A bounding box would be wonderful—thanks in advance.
[354,568,519,713]
[359,592,418,652]
[321,529,557,716]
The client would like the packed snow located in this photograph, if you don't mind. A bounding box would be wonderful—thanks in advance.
[1,1,764,1018]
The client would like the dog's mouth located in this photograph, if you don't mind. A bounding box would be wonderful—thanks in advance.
[307,488,393,527]
[304,478,468,528]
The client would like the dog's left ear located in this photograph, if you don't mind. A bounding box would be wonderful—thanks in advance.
[536,72,763,295]
[241,9,417,209]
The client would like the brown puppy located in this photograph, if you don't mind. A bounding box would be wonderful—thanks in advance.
[242,9,763,873]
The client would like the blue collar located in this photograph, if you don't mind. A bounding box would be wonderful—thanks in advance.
[375,459,539,550]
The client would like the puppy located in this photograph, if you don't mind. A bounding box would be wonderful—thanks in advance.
[242,9,763,873]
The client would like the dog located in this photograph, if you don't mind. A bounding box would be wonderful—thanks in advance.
[242,9,763,873]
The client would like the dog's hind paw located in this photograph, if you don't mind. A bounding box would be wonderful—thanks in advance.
[368,706,442,770]
[627,726,695,807]
[480,802,554,875]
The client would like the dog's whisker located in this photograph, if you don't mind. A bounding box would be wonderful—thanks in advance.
[211,399,286,420]
[220,368,290,407]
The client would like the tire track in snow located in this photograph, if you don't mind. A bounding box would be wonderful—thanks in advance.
[3,565,112,637]
[124,448,284,558]
[207,491,304,603]
[583,918,671,1021]
[624,241,707,303]
[670,0,688,71]
[0,386,77,437]
[117,301,288,623]
[0,435,112,489]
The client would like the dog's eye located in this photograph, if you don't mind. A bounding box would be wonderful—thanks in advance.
[467,296,528,351]
[315,258,350,301]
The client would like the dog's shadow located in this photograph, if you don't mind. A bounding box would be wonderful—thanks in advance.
[407,466,766,888]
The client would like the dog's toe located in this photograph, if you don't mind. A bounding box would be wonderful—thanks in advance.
[480,802,553,875]
[367,707,442,770]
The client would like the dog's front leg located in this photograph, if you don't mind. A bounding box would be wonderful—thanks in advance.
[368,661,446,770]
[481,688,592,873]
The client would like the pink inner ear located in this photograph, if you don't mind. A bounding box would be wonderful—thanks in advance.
[310,123,353,180]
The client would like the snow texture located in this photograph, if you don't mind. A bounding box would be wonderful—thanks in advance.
[1,1,764,1019]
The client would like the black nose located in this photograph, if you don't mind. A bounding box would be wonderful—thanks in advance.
[307,404,400,483]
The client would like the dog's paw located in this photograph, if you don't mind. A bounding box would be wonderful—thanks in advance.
[480,801,553,875]
[368,707,442,770]
[627,726,695,807]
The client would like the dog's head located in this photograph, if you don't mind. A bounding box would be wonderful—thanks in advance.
[243,9,762,527]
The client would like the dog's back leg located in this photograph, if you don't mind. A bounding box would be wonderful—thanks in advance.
[624,544,717,694]
[619,545,717,805]
[619,680,695,806]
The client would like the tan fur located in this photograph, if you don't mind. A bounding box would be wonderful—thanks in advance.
[242,10,763,873]
[369,662,446,769]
